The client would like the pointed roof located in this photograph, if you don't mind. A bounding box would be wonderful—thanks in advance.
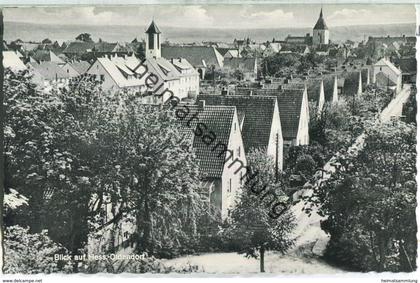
[196,95,278,153]
[146,21,161,34]
[314,9,328,30]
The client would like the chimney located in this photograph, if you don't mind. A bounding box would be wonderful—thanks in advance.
[178,57,182,62]
[198,100,205,109]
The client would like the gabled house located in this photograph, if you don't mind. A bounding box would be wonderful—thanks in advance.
[222,57,258,81]
[162,45,224,79]
[373,58,402,92]
[27,61,71,89]
[223,49,241,59]
[63,41,95,59]
[61,61,91,77]
[196,94,283,171]
[3,51,27,72]
[270,88,310,147]
[86,57,146,93]
[31,50,65,64]
[175,102,247,220]
[140,21,200,103]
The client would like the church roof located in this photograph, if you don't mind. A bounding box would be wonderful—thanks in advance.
[146,21,161,34]
[313,9,328,30]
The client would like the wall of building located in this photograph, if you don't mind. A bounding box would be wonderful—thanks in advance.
[296,88,310,146]
[313,29,329,45]
[267,100,284,171]
[220,110,247,220]
[86,60,119,90]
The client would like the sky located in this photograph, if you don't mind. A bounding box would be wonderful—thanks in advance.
[3,4,416,29]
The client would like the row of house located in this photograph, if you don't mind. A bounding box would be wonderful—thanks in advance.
[163,87,309,220]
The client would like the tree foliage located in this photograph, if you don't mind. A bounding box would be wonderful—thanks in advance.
[224,149,296,272]
[3,225,73,274]
[308,121,417,272]
[4,69,205,274]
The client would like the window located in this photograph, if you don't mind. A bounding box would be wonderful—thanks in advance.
[240,172,243,185]
[237,146,241,157]
[234,122,236,132]
[100,74,105,81]
[148,33,154,49]
[228,178,232,193]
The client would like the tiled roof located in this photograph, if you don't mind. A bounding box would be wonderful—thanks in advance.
[32,50,64,64]
[93,42,118,53]
[196,95,277,153]
[63,41,95,54]
[162,46,223,68]
[28,62,71,80]
[174,104,236,178]
[92,57,145,88]
[69,61,91,75]
[375,58,402,75]
[142,57,182,81]
[223,57,256,73]
[257,89,304,140]
[276,89,305,140]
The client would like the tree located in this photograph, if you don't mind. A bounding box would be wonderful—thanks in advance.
[75,33,93,42]
[309,121,417,272]
[3,70,98,269]
[42,38,52,44]
[261,53,300,77]
[136,43,145,60]
[225,149,296,272]
[3,225,73,274]
[86,94,205,258]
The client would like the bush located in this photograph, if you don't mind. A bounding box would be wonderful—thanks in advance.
[3,225,73,274]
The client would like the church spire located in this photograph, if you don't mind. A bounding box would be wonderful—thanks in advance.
[320,8,323,18]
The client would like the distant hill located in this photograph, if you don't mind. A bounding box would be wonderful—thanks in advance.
[4,21,416,44]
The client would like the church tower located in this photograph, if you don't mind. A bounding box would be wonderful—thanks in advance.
[145,20,161,59]
[313,9,329,45]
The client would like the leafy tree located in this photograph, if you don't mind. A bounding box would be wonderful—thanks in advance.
[87,94,204,258]
[135,43,145,60]
[309,121,417,272]
[3,225,73,274]
[261,53,300,77]
[75,33,93,42]
[4,70,98,269]
[225,149,296,272]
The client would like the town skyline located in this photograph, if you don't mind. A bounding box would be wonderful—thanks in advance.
[4,5,416,29]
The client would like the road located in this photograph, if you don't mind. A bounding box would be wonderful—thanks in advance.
[290,84,412,256]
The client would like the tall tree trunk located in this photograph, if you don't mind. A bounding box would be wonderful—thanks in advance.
[139,193,153,255]
[378,236,385,272]
[260,246,265,273]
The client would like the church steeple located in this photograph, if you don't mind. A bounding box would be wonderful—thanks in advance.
[145,20,161,59]
[313,8,330,45]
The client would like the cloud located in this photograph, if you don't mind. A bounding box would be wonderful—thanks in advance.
[178,6,214,27]
[327,8,376,26]
[236,7,295,28]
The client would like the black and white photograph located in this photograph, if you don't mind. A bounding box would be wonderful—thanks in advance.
[0,1,418,281]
